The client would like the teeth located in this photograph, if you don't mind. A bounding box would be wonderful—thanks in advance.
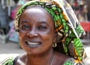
[28,42,39,44]
[26,41,41,48]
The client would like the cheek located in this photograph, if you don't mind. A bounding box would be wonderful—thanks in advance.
[19,31,26,40]
[39,30,55,43]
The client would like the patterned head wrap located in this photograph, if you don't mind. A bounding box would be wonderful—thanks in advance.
[15,0,86,62]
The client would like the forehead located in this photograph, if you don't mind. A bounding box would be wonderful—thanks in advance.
[20,6,54,23]
[24,6,52,17]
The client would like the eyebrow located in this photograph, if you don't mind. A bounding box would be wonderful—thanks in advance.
[38,21,49,25]
[20,20,29,24]
[20,20,48,25]
[38,21,47,24]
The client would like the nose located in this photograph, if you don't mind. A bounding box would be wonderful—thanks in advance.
[26,29,38,38]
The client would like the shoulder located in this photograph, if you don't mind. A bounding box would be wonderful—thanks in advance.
[15,53,27,65]
[54,52,85,65]
[64,58,85,65]
[1,53,27,65]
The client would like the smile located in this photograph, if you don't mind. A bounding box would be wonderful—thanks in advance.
[26,41,41,48]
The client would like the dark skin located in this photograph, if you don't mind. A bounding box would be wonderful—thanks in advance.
[15,7,70,65]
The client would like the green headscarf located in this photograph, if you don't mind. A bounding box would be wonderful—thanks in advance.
[15,0,86,62]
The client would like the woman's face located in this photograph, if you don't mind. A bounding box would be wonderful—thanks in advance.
[19,7,56,55]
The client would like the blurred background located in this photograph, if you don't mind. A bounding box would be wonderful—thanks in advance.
[0,0,90,65]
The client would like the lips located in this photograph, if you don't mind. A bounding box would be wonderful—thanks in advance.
[25,41,41,48]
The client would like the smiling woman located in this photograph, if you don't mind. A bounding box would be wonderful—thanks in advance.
[1,0,86,65]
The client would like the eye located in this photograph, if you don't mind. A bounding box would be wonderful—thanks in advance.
[21,25,30,30]
[37,25,47,30]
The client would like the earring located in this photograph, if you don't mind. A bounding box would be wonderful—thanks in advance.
[52,43,57,47]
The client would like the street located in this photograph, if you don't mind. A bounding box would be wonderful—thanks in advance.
[0,41,24,54]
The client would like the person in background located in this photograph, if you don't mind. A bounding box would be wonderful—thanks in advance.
[86,0,90,21]
[1,0,86,65]
[6,0,29,43]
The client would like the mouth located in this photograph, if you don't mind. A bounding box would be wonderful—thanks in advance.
[25,41,41,48]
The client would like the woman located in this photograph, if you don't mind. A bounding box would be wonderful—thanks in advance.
[1,0,86,65]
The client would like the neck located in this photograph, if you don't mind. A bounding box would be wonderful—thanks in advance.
[27,49,55,65]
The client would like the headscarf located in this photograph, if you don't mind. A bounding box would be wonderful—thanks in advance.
[15,0,86,63]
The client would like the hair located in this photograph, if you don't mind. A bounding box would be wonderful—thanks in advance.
[15,0,86,62]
